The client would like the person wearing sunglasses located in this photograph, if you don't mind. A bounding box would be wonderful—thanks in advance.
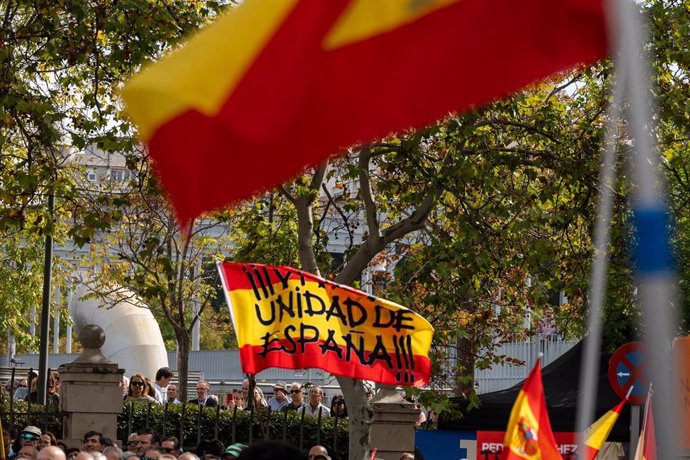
[124,433,139,455]
[329,395,348,419]
[281,383,306,413]
[125,374,157,403]
[160,437,180,458]
[19,426,42,449]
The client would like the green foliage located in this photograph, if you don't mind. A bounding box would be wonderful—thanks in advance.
[118,402,348,459]
[0,397,62,435]
[227,194,301,267]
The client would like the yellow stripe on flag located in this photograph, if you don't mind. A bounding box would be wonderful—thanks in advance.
[219,263,434,386]
[584,407,623,452]
[324,0,460,49]
[228,278,433,353]
[505,389,542,459]
[121,0,298,140]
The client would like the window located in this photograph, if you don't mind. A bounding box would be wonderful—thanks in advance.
[110,169,128,182]
[87,170,97,182]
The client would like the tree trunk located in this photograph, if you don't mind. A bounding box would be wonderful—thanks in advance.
[177,331,191,401]
[295,195,320,274]
[454,335,475,397]
[337,376,371,460]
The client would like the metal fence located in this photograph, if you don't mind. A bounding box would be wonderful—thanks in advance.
[0,367,64,438]
[119,401,349,458]
[0,376,349,459]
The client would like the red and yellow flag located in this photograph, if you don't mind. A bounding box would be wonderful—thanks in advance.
[582,399,627,460]
[122,0,608,226]
[504,361,560,460]
[217,262,434,386]
[634,397,656,460]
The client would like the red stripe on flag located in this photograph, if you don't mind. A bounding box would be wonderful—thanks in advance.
[145,0,607,224]
[239,340,432,387]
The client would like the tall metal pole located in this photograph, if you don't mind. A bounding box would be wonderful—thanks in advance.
[37,192,54,405]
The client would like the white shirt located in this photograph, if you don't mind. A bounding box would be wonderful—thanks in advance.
[268,396,291,411]
[153,382,167,404]
[298,403,330,418]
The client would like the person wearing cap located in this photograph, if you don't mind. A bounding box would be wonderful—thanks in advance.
[19,426,42,449]
[307,445,330,460]
[267,381,291,411]
[220,443,246,460]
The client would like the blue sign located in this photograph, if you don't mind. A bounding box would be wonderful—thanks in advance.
[415,430,477,460]
[608,341,649,405]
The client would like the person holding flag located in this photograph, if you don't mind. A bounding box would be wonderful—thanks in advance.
[503,359,560,459]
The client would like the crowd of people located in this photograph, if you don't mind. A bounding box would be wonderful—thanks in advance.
[2,367,425,459]
[116,367,352,420]
[1,424,419,460]
[0,423,339,460]
[2,366,393,424]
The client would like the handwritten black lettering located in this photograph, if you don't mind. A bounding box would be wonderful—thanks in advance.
[274,268,291,289]
[344,298,367,327]
[325,296,347,324]
[283,324,297,353]
[304,290,327,316]
[255,302,275,326]
[258,331,283,357]
[297,323,319,353]
[319,329,343,359]
[369,335,393,368]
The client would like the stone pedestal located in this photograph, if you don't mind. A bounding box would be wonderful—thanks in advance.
[59,325,124,448]
[368,389,420,460]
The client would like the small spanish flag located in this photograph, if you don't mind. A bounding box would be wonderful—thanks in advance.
[582,399,627,460]
[122,0,608,227]
[634,396,656,460]
[504,360,560,459]
[217,262,434,387]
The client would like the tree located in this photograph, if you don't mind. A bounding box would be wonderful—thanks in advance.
[0,0,235,347]
[229,70,614,454]
[80,164,235,401]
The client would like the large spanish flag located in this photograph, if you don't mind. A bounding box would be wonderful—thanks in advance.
[504,361,560,459]
[582,398,627,460]
[217,262,434,386]
[122,0,608,226]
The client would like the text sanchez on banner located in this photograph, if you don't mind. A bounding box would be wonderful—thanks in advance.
[217,262,434,387]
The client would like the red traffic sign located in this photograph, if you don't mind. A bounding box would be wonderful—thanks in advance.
[608,341,649,405]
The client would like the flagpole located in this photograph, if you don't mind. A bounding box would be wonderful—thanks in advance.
[609,1,678,458]
[574,43,624,460]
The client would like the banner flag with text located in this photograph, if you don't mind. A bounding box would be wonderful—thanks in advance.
[217,262,434,387]
[122,0,608,226]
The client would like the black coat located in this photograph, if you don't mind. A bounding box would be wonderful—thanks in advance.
[188,397,218,407]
